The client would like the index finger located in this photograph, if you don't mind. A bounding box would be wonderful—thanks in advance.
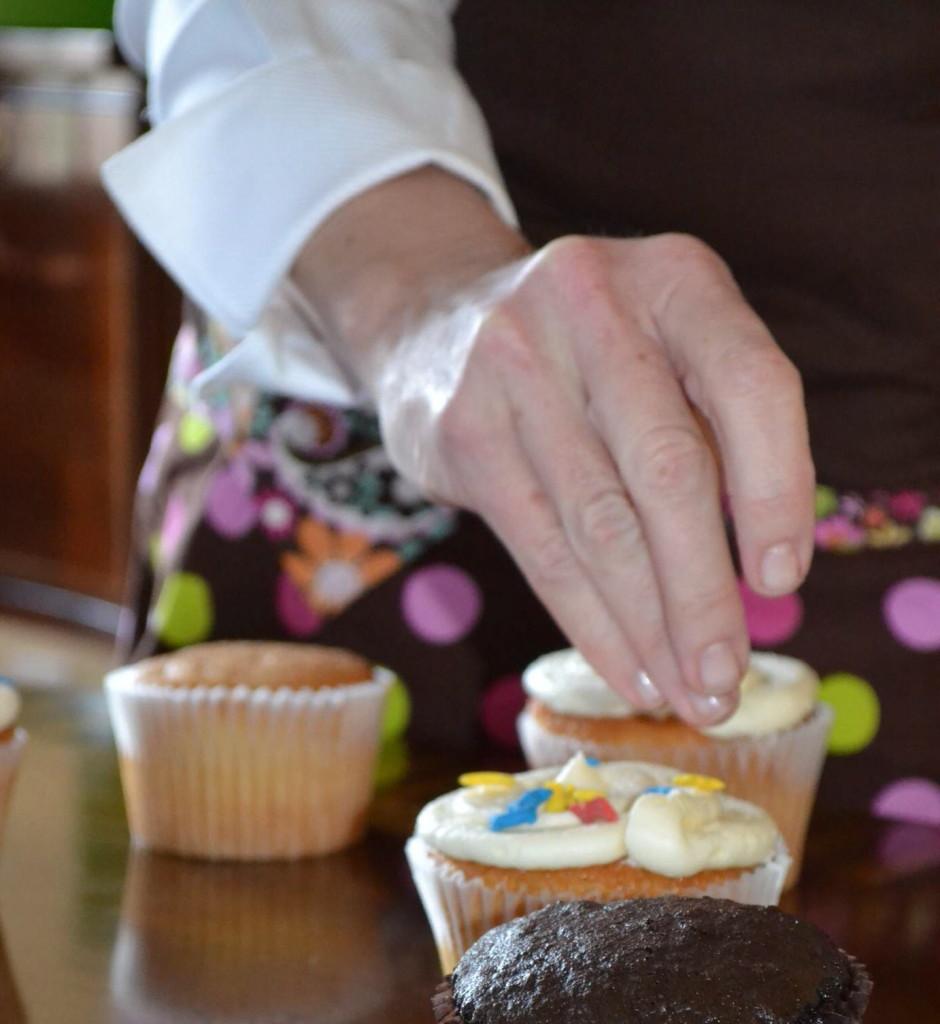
[641,236,816,598]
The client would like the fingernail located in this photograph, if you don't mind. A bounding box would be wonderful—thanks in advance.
[687,692,736,724]
[760,542,801,594]
[699,642,741,694]
[634,670,665,709]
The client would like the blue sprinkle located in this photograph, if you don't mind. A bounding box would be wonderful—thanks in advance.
[490,806,537,830]
[584,756,600,767]
[516,787,552,807]
[642,786,675,796]
[489,787,551,831]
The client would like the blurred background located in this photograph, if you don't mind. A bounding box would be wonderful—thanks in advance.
[0,3,178,686]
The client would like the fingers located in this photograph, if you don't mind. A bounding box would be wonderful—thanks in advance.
[637,234,816,597]
[444,387,667,716]
[462,419,665,712]
[571,302,750,699]
[396,231,811,728]
[500,346,737,726]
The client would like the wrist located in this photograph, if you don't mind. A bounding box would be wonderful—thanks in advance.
[291,166,529,395]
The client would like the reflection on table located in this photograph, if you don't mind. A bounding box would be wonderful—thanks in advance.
[0,920,25,1024]
[0,688,936,1022]
[110,849,399,1022]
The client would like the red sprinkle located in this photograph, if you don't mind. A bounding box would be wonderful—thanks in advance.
[570,797,618,824]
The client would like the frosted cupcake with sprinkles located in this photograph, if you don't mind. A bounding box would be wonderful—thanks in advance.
[518,649,831,887]
[406,753,790,972]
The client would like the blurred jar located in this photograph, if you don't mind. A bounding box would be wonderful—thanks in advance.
[0,28,138,184]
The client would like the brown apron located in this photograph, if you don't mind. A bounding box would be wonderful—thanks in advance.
[124,3,940,825]
[454,1,940,814]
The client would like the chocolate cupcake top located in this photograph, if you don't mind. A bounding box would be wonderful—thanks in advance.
[447,897,869,1024]
[111,641,374,691]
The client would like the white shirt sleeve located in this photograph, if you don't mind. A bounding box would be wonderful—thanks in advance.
[102,0,515,406]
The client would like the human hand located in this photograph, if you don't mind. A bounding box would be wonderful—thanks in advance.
[295,171,814,726]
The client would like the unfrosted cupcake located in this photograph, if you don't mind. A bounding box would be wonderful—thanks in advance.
[105,642,393,860]
[432,897,872,1023]
[519,649,831,887]
[406,753,790,972]
[0,680,27,845]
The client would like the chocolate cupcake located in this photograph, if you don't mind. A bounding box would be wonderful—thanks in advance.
[432,897,871,1024]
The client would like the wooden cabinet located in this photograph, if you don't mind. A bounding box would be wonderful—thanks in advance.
[0,33,178,610]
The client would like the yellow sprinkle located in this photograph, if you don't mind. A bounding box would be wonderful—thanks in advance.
[572,788,604,803]
[459,771,515,789]
[543,781,570,813]
[673,773,726,793]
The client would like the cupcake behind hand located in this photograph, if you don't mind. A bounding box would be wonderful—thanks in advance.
[519,649,831,887]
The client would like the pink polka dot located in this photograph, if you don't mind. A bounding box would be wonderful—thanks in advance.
[877,823,940,876]
[480,674,525,750]
[872,777,940,827]
[883,577,940,651]
[159,495,188,562]
[738,580,803,646]
[204,464,257,538]
[276,573,321,638]
[401,564,482,645]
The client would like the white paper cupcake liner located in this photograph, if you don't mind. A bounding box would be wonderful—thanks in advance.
[106,668,392,860]
[406,836,791,974]
[519,703,832,888]
[0,730,28,842]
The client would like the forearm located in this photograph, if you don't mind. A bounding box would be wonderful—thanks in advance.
[291,167,530,395]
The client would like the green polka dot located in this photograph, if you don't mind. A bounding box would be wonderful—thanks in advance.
[381,677,411,743]
[374,738,409,790]
[178,412,215,455]
[151,572,214,648]
[917,506,940,543]
[815,485,839,519]
[818,672,881,755]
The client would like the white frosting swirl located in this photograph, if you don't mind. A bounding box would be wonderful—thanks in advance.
[0,682,21,733]
[701,653,819,738]
[414,756,780,877]
[523,650,640,717]
[524,649,817,737]
[625,789,779,877]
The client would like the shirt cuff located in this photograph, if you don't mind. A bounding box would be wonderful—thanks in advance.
[190,281,366,408]
[101,53,516,339]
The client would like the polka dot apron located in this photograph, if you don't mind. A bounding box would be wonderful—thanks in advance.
[124,2,940,835]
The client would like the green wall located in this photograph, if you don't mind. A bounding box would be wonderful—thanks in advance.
[2,2,113,29]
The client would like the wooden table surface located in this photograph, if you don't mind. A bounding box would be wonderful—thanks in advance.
[0,688,937,1023]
